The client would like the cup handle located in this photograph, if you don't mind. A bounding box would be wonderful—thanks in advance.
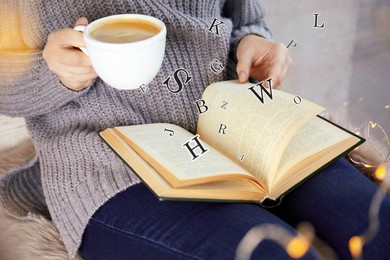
[73,25,89,56]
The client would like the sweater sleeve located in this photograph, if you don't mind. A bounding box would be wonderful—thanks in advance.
[222,0,273,70]
[223,0,272,44]
[0,51,89,118]
[222,0,273,79]
[0,1,89,118]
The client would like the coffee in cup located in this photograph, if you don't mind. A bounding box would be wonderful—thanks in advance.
[75,14,166,90]
[89,18,161,43]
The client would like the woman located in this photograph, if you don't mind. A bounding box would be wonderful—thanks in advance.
[0,0,389,259]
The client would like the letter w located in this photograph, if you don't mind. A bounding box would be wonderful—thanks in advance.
[248,78,273,104]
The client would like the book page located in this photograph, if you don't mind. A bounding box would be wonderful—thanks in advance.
[272,116,360,186]
[100,128,266,201]
[197,80,325,188]
[114,123,257,188]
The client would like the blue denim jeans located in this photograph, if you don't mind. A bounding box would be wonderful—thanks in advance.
[78,159,390,259]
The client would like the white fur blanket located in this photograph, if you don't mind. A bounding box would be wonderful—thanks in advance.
[0,208,82,260]
[0,140,83,260]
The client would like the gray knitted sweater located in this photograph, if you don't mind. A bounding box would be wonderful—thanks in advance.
[0,0,270,258]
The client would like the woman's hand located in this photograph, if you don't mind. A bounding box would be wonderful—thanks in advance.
[43,17,97,91]
[236,35,292,89]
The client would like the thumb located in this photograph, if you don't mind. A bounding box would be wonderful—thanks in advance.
[74,17,88,27]
[236,54,252,83]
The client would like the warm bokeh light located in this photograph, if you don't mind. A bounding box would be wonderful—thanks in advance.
[385,105,390,109]
[352,146,360,151]
[349,236,363,258]
[0,2,29,51]
[0,2,38,85]
[286,236,309,259]
[296,222,315,243]
[374,164,387,181]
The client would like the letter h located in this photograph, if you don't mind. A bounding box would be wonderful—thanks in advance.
[182,134,208,160]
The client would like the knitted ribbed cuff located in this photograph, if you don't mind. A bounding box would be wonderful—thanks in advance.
[230,23,273,63]
[0,51,90,117]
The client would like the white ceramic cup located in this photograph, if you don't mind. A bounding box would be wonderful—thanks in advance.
[74,14,166,90]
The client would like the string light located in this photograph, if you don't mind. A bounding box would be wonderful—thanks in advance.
[349,165,389,259]
[347,120,389,259]
[348,121,389,169]
[235,223,314,260]
[349,236,363,259]
[374,164,387,181]
[286,236,310,258]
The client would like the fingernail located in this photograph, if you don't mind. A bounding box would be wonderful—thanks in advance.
[239,71,246,82]
[78,17,88,25]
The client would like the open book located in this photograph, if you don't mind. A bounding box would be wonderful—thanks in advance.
[100,80,364,204]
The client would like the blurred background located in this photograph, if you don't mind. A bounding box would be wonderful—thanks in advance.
[262,0,390,167]
[263,0,389,138]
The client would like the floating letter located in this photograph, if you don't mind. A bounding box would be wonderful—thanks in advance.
[313,13,325,28]
[293,96,302,105]
[163,68,192,94]
[248,78,273,104]
[287,40,297,48]
[207,17,225,36]
[210,59,224,74]
[218,124,227,135]
[221,101,228,109]
[164,128,175,136]
[194,99,209,114]
[139,84,149,93]
[182,134,208,160]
